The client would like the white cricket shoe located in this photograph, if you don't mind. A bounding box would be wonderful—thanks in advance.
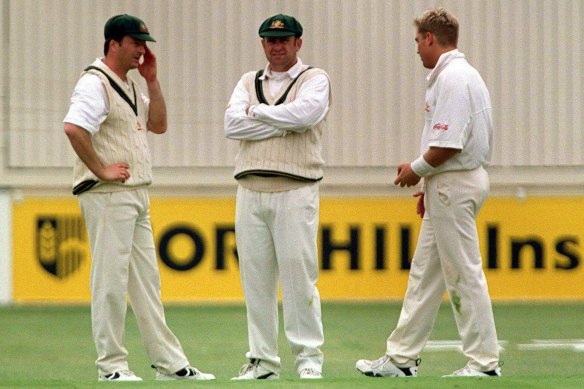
[156,365,216,380]
[231,359,279,380]
[355,355,418,377]
[443,366,502,377]
[98,370,143,381]
[300,368,322,379]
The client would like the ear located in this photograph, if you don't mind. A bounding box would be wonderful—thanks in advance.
[425,32,434,46]
[108,38,120,52]
[295,37,303,51]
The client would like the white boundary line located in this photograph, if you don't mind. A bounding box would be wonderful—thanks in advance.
[425,340,584,353]
[425,340,508,352]
[517,339,584,352]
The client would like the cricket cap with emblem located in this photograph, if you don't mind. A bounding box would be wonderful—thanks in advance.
[104,14,156,42]
[259,14,303,38]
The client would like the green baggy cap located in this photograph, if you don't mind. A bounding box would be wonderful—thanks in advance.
[259,14,303,37]
[104,14,156,42]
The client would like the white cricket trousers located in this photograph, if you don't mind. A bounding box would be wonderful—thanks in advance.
[235,184,324,374]
[79,189,189,376]
[386,167,500,371]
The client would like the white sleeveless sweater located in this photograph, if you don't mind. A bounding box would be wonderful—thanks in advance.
[234,66,330,182]
[72,60,152,192]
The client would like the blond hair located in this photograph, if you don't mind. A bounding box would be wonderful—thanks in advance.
[414,7,459,47]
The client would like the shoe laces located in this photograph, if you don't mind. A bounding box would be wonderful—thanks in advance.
[238,362,257,376]
[371,355,391,369]
[106,370,135,379]
[301,368,320,376]
[372,355,420,372]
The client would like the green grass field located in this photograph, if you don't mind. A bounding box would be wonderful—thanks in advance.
[1,302,583,388]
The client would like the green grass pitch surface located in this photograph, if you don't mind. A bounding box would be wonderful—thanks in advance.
[1,302,583,388]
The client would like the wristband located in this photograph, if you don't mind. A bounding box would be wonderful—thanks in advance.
[410,156,435,177]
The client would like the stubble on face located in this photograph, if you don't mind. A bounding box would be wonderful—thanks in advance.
[118,36,146,71]
[262,36,301,72]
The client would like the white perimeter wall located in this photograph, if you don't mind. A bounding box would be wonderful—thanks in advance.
[1,0,583,196]
[0,188,12,304]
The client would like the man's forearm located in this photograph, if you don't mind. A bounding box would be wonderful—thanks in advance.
[64,123,105,178]
[424,146,459,167]
[146,79,167,134]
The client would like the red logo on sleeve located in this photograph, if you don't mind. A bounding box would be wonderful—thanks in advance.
[432,123,449,131]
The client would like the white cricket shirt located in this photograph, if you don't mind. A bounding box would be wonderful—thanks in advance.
[64,58,149,134]
[421,50,493,173]
[224,58,330,141]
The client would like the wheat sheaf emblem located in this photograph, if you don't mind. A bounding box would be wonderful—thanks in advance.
[37,216,87,279]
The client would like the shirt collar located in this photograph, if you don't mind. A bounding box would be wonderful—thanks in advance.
[426,49,464,86]
[260,58,304,80]
[92,57,130,86]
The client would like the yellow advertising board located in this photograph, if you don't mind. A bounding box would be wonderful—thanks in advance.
[11,196,584,302]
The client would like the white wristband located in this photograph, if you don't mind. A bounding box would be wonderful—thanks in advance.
[410,156,435,177]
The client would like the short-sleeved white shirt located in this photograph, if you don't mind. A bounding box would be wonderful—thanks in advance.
[421,50,493,173]
[63,74,108,134]
[63,59,149,134]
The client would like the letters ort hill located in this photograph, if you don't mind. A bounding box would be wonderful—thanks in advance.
[156,224,580,271]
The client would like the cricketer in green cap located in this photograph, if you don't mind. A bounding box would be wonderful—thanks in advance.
[258,14,303,38]
[104,14,156,42]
